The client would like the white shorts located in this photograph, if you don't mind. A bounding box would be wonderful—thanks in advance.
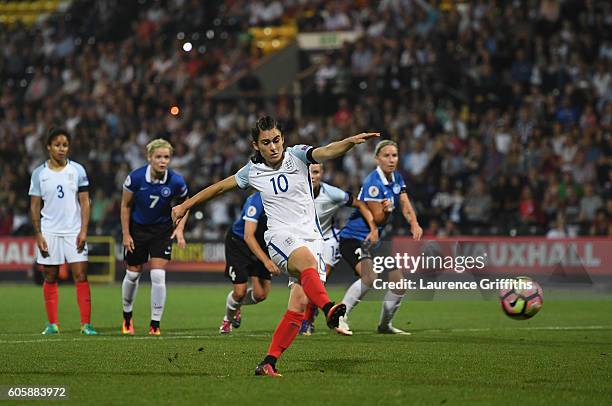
[322,238,341,267]
[36,233,88,265]
[266,232,326,286]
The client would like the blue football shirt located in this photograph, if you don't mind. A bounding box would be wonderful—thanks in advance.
[231,192,265,239]
[123,165,188,225]
[340,167,406,241]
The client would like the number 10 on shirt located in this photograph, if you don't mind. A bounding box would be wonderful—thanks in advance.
[270,175,288,194]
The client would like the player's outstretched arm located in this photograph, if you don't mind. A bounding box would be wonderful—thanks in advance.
[399,193,422,240]
[312,132,380,162]
[172,175,238,225]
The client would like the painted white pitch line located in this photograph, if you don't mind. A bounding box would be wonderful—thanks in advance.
[1,325,610,344]
[0,334,271,344]
[0,330,270,337]
[421,325,612,333]
[0,331,267,338]
[296,325,612,335]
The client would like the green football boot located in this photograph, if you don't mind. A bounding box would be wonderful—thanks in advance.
[81,323,98,335]
[41,323,60,335]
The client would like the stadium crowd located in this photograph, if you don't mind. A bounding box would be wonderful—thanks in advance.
[0,0,610,239]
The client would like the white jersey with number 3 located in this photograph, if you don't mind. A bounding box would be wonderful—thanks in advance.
[235,145,323,241]
[28,160,89,235]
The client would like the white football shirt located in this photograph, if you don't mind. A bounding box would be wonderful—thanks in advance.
[314,182,349,240]
[235,145,323,241]
[29,160,89,235]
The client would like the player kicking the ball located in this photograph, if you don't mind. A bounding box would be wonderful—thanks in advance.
[172,116,379,376]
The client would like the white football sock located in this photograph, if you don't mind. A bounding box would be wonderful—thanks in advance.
[342,279,371,317]
[122,270,141,312]
[380,291,404,327]
[150,269,166,322]
[225,290,241,321]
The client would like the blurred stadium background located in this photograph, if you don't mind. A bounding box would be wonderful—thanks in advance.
[1,2,611,404]
[0,0,610,283]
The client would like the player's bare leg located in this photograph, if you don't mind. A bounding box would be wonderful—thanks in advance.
[249,277,270,303]
[71,261,97,335]
[239,277,270,324]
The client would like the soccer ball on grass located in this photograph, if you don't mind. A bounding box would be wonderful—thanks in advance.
[500,276,543,320]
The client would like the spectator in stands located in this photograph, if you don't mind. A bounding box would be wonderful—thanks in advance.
[590,209,611,236]
[431,176,453,220]
[547,213,576,239]
[462,179,492,229]
[579,183,604,223]
[518,186,540,225]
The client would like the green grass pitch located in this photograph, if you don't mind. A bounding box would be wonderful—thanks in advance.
[0,284,611,405]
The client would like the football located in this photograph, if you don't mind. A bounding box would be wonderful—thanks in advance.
[500,276,543,320]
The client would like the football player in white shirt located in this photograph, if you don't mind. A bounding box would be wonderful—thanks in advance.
[299,163,379,335]
[172,116,379,376]
[29,128,97,335]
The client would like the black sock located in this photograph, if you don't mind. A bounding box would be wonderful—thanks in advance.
[123,311,132,324]
[150,320,160,329]
[322,302,334,316]
[262,355,277,369]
